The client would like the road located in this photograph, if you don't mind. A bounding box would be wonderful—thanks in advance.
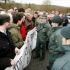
[24,51,49,70]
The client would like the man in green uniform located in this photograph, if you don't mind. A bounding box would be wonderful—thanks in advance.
[35,16,51,60]
[48,15,63,69]
[48,15,63,38]
[51,26,70,70]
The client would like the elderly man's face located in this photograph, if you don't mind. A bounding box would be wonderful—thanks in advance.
[36,16,47,24]
[27,15,32,21]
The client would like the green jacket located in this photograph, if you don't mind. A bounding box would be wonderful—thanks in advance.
[37,23,51,44]
[49,27,70,70]
[52,50,70,70]
[48,27,62,39]
[48,29,64,68]
[8,24,24,48]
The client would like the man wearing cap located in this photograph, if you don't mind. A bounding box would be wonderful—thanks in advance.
[48,15,63,38]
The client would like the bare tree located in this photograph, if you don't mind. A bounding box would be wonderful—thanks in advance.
[43,0,51,5]
[0,0,14,4]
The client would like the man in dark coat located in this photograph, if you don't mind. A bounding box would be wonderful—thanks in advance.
[0,14,19,70]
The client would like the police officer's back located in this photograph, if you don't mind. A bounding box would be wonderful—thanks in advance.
[48,15,63,69]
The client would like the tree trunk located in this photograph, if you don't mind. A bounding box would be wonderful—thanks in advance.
[5,0,7,4]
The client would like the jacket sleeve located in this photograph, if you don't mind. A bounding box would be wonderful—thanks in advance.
[0,40,11,69]
[49,34,56,51]
[49,32,65,53]
[9,29,24,49]
[20,25,27,41]
[0,58,11,68]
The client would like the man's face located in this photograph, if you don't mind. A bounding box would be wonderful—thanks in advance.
[18,17,24,25]
[34,14,38,18]
[7,19,13,28]
[27,15,32,21]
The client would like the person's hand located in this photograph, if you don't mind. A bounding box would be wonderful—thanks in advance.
[15,47,20,55]
[11,59,16,66]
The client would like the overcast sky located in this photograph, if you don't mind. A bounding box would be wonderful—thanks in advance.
[15,0,70,7]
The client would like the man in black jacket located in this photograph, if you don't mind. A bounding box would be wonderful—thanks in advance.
[0,14,19,70]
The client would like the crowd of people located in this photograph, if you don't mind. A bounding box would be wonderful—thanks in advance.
[0,7,70,70]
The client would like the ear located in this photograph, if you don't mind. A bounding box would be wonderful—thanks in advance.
[4,22,9,26]
[52,23,58,27]
[62,37,70,45]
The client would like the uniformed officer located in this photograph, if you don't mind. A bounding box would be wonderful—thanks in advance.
[35,16,51,60]
[48,15,63,69]
[48,15,63,38]
[51,26,70,70]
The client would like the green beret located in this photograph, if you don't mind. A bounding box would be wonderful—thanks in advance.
[52,16,63,24]
[61,26,70,39]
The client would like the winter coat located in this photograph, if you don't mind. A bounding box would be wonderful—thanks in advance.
[8,24,24,48]
[37,23,51,44]
[48,29,64,68]
[0,31,15,70]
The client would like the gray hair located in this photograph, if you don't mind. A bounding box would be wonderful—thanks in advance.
[36,16,48,24]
